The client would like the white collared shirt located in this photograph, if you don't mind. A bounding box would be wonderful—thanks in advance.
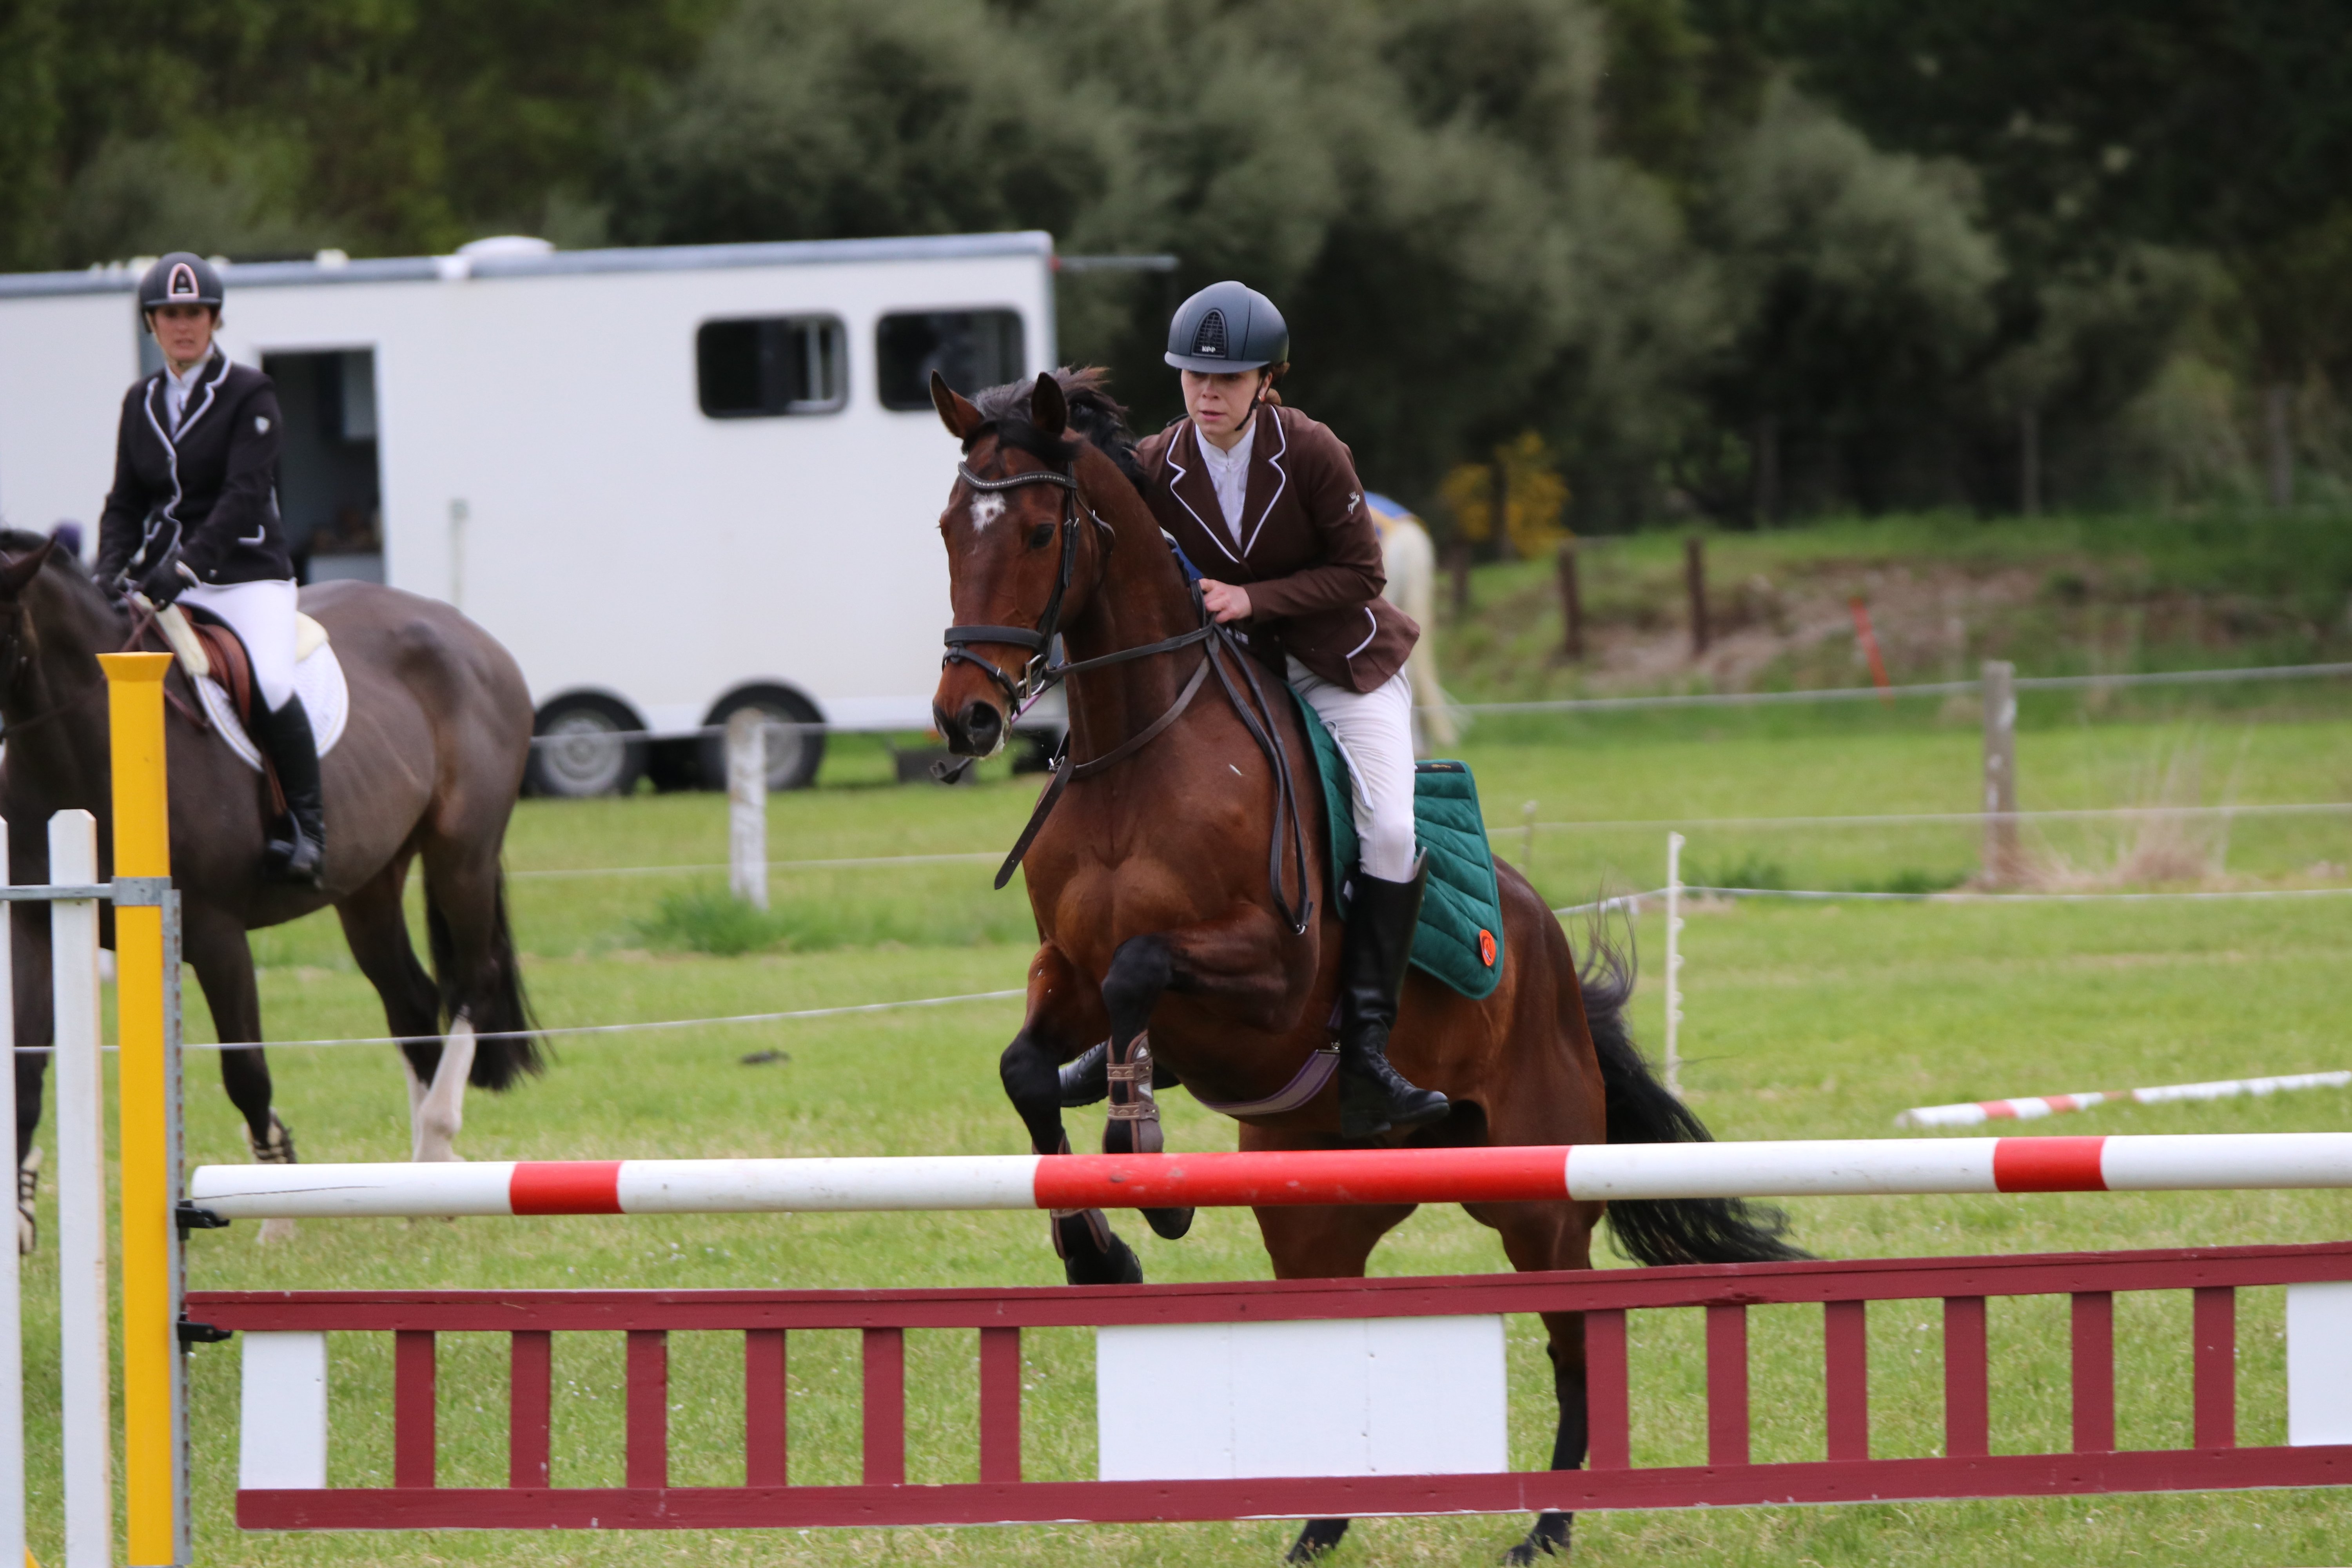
[161,351,216,436]
[1194,417,1257,546]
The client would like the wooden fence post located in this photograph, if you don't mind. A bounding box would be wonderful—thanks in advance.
[1556,539,1583,659]
[1981,661,2019,885]
[728,710,769,911]
[1685,537,1710,657]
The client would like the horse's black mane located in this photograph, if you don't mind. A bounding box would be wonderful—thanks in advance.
[969,367,1146,493]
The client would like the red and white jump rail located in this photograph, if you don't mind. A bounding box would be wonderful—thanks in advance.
[186,1133,2352,1220]
[1899,1070,2352,1129]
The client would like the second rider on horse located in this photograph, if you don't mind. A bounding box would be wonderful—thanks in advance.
[95,252,325,886]
[1137,281,1446,1140]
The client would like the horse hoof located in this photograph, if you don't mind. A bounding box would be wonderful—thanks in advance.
[1285,1518,1350,1562]
[257,1217,299,1246]
[1144,1205,1194,1240]
[1064,1234,1143,1287]
[1503,1512,1572,1563]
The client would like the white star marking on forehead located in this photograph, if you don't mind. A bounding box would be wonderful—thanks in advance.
[970,493,1006,528]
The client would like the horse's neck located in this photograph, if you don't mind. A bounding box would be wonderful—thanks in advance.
[2,586,121,817]
[1059,466,1201,760]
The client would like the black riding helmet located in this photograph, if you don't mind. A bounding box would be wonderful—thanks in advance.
[137,252,225,317]
[1164,280,1288,373]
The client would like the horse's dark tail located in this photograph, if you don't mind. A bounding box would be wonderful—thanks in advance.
[1576,925,1809,1266]
[425,875,544,1090]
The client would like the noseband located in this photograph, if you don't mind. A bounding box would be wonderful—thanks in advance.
[940,459,1105,710]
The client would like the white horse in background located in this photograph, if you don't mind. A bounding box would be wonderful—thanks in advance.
[1366,494,1459,754]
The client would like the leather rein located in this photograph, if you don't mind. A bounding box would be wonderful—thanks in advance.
[942,447,1314,933]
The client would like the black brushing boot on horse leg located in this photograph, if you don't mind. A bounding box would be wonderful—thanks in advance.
[1336,855,1448,1139]
[256,695,327,886]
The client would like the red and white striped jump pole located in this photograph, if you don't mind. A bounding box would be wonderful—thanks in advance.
[186,1133,2352,1220]
[1898,1069,2351,1128]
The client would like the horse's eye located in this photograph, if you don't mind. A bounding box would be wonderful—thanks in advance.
[1027,523,1055,550]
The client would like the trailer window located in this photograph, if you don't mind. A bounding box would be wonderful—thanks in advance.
[697,316,847,417]
[877,310,1024,410]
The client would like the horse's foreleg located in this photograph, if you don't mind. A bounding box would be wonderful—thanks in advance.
[1001,946,1138,1285]
[1483,1205,1605,1564]
[1097,934,1191,1239]
[410,1014,475,1163]
[185,911,298,1240]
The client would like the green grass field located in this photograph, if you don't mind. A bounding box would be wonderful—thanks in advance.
[16,707,2352,1566]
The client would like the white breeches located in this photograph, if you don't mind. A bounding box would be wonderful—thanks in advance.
[181,578,299,710]
[1288,657,1418,883]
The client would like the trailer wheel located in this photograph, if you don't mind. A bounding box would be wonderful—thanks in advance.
[698,686,826,791]
[526,695,648,798]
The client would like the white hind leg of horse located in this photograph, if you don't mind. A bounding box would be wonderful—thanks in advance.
[412,1014,476,1163]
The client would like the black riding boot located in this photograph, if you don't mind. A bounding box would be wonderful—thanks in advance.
[1336,855,1449,1139]
[257,696,326,887]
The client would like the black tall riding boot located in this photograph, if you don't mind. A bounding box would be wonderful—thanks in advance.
[257,696,326,887]
[1336,855,1449,1139]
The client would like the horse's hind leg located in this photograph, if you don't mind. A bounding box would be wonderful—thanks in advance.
[334,857,456,1160]
[1000,945,1140,1285]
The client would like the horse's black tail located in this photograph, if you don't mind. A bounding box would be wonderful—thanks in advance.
[1577,925,1809,1267]
[425,874,544,1091]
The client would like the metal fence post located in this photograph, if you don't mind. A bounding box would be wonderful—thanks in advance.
[1981,660,2019,885]
[52,809,109,1568]
[728,709,769,911]
[0,824,19,1568]
[1664,832,1685,1096]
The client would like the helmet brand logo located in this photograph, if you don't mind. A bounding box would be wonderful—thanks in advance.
[167,262,199,298]
[1194,309,1228,357]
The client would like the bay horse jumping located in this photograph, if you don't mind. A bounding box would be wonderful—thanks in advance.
[929,372,1803,1564]
[2,532,540,1244]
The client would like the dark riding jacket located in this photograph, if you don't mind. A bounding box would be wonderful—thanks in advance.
[95,351,293,589]
[1136,404,1418,693]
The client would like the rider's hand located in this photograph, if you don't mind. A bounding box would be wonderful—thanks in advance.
[1200,579,1253,624]
[135,550,195,609]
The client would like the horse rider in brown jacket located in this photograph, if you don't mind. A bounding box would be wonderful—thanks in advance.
[1134,281,1446,1139]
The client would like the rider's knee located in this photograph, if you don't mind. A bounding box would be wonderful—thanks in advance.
[1361,816,1418,883]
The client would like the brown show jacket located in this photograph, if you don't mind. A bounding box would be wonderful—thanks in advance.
[1135,405,1418,692]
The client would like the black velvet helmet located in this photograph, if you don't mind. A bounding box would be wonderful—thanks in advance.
[1163,280,1288,373]
[137,252,225,313]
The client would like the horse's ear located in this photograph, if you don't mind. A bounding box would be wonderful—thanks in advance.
[931,371,985,440]
[0,536,57,599]
[1030,371,1067,437]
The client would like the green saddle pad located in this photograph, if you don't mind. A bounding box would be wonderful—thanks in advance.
[1289,688,1506,999]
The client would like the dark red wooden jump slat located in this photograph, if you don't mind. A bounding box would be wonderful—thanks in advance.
[1704,1304,1748,1467]
[863,1327,907,1486]
[2192,1287,2235,1450]
[2072,1292,2115,1454]
[509,1331,551,1488]
[978,1328,1022,1485]
[1943,1297,1989,1458]
[1823,1299,1869,1462]
[745,1329,788,1487]
[626,1330,668,1489]
[393,1330,436,1488]
[1583,1309,1630,1470]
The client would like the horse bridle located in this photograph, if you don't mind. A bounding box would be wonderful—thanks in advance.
[939,439,1314,933]
[940,458,1107,710]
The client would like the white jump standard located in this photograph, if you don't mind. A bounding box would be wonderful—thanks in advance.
[187,1133,2352,1220]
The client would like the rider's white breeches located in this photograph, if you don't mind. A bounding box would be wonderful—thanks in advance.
[181,577,300,710]
[1287,657,1418,884]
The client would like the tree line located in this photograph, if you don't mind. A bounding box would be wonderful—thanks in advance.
[4,0,2345,531]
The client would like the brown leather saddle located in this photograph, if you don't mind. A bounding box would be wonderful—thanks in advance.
[178,609,287,814]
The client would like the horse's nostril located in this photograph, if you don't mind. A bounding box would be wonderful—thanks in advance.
[962,702,1002,750]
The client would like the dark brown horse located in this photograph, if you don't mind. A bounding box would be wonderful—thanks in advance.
[2,532,540,1241]
[929,372,1802,1564]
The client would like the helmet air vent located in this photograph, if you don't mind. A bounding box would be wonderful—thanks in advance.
[1194,309,1228,358]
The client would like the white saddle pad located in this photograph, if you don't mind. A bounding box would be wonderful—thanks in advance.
[198,641,351,772]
